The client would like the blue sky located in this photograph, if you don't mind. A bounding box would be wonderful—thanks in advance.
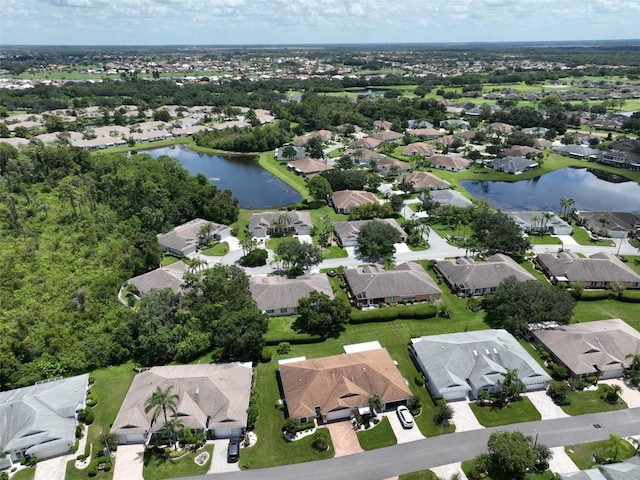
[1,0,639,45]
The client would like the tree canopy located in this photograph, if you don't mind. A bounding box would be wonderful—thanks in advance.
[472,210,531,255]
[483,277,575,333]
[487,430,550,479]
[357,220,402,260]
[294,291,350,338]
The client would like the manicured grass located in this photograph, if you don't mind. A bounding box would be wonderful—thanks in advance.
[266,236,299,251]
[322,245,349,259]
[527,234,562,245]
[263,316,323,344]
[356,417,397,450]
[573,298,640,332]
[561,384,628,416]
[565,438,635,470]
[469,397,541,427]
[65,363,136,480]
[142,443,213,480]
[200,241,229,256]
[399,469,438,480]
[257,151,309,200]
[461,458,558,480]
[621,256,640,275]
[161,254,183,266]
[10,468,36,480]
[571,226,615,247]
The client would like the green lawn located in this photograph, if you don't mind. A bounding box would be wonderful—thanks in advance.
[258,151,309,200]
[161,254,183,266]
[200,241,229,256]
[571,226,616,247]
[399,469,438,480]
[10,468,36,480]
[461,458,558,480]
[565,438,636,470]
[573,298,640,331]
[266,236,299,251]
[65,363,136,480]
[142,444,213,480]
[470,397,541,427]
[561,384,628,416]
[527,234,562,245]
[356,417,397,450]
[621,256,640,275]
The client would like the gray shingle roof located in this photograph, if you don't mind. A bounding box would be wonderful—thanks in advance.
[344,262,441,301]
[249,274,334,312]
[435,254,535,292]
[537,251,640,284]
[126,261,188,294]
[533,319,640,376]
[411,330,549,397]
[156,218,231,254]
[0,374,88,458]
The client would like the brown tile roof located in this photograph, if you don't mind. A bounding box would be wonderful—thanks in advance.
[280,348,412,419]
[287,158,334,175]
[403,171,450,190]
[430,155,471,170]
[537,251,640,285]
[332,190,378,210]
[403,142,436,156]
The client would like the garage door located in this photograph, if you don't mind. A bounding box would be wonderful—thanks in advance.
[125,433,146,444]
[325,408,351,422]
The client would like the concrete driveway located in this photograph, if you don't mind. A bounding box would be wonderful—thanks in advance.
[431,462,469,480]
[526,391,569,420]
[548,446,579,474]
[450,401,483,432]
[602,379,640,408]
[382,411,425,444]
[209,439,240,474]
[326,422,363,457]
[112,444,144,480]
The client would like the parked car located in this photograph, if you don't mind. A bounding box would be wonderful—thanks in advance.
[396,405,414,429]
[227,437,240,463]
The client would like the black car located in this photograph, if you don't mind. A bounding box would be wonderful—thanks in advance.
[227,437,240,463]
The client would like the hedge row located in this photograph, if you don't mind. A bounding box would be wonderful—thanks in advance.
[264,335,325,347]
[350,303,437,324]
[577,291,610,301]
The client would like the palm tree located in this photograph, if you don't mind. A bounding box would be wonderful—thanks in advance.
[625,352,640,371]
[531,214,540,232]
[601,383,622,403]
[543,212,554,231]
[367,394,383,416]
[145,385,180,431]
[608,433,629,461]
[161,417,185,450]
[559,197,568,217]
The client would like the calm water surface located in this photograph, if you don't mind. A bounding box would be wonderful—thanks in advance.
[144,144,301,209]
[461,167,640,213]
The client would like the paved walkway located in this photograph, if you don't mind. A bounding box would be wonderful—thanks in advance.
[381,412,425,444]
[112,444,144,480]
[527,391,570,420]
[431,462,469,480]
[35,424,91,480]
[548,446,579,474]
[209,439,240,474]
[450,401,483,432]
[326,422,363,457]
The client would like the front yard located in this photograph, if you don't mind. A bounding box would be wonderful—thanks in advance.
[356,417,397,450]
[560,384,628,416]
[142,444,213,480]
[469,397,541,427]
[565,437,636,469]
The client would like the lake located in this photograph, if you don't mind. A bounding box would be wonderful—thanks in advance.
[461,167,640,213]
[144,144,301,209]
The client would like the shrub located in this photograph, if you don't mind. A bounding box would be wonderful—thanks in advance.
[433,401,454,425]
[239,248,268,267]
[282,419,297,436]
[70,439,79,453]
[79,407,94,425]
[414,374,425,387]
[86,393,98,407]
[312,429,330,452]
[277,342,291,355]
[260,348,274,363]
[549,363,569,380]
[408,395,421,415]
[75,424,84,438]
[547,380,571,406]
[88,376,95,385]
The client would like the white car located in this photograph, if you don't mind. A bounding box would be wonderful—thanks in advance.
[396,405,414,429]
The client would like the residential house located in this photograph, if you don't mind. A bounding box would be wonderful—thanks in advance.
[441,119,470,130]
[507,211,572,235]
[598,149,640,171]
[334,218,406,248]
[331,190,378,214]
[374,157,412,177]
[0,374,89,464]
[490,156,539,174]
[536,251,640,289]
[157,218,232,256]
[533,138,553,149]
[111,363,252,443]
[287,158,334,178]
[429,189,473,208]
[408,127,443,139]
[247,211,313,237]
[561,456,640,480]
[373,120,393,130]
[344,262,441,307]
[532,319,640,379]
[573,211,640,239]
[501,145,540,158]
[355,137,383,150]
[488,122,515,135]
[430,155,471,172]
[402,142,436,157]
[552,144,600,160]
[292,130,334,147]
[279,347,412,423]
[435,254,536,297]
[371,130,403,143]
[275,145,306,160]
[402,171,451,191]
[410,330,551,401]
[249,274,334,316]
[126,261,189,295]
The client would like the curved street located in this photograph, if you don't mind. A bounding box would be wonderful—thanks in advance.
[174,408,640,480]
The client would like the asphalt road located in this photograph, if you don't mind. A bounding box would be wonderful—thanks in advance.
[174,408,640,480]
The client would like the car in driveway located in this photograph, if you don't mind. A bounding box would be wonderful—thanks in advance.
[396,405,414,429]
[227,437,240,463]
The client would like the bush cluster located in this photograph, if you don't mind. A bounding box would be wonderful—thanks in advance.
[87,456,112,477]
[350,303,437,324]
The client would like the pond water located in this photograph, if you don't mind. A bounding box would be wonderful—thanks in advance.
[144,144,301,209]
[461,167,640,213]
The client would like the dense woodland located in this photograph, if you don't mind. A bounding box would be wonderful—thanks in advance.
[0,142,240,388]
